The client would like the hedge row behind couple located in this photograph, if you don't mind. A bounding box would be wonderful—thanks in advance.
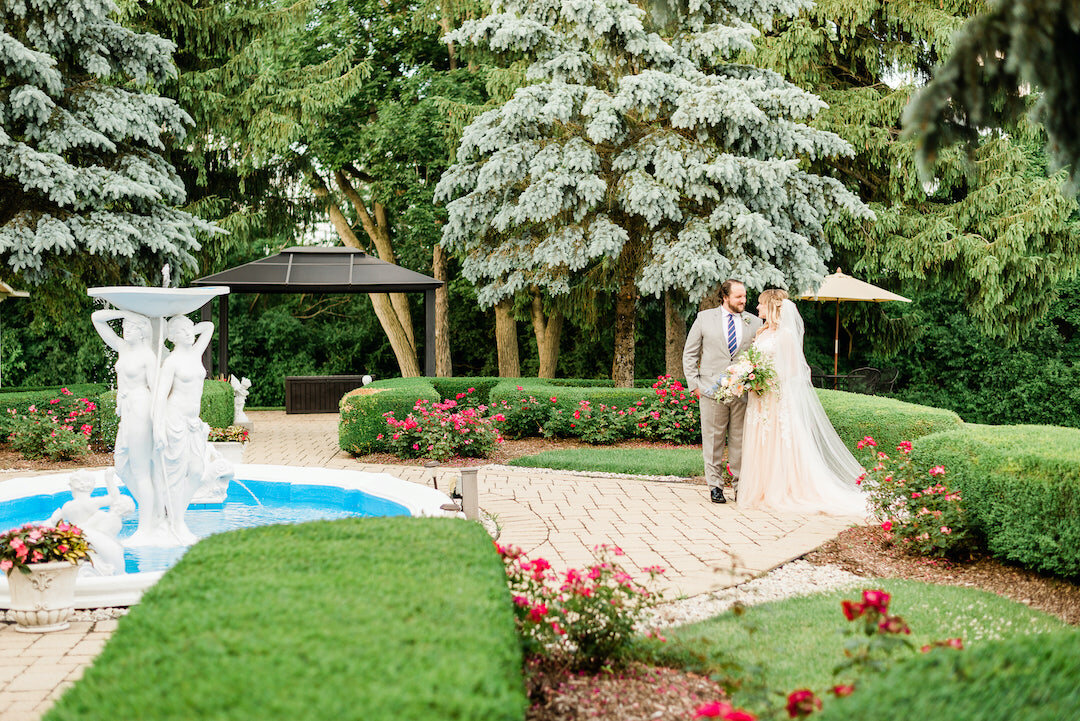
[683,279,866,515]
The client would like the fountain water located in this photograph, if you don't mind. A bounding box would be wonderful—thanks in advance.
[0,283,457,608]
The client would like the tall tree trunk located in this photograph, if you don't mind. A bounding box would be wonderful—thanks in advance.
[335,170,415,349]
[494,299,520,377]
[612,265,637,388]
[665,290,686,379]
[312,173,419,376]
[433,244,452,377]
[530,288,563,378]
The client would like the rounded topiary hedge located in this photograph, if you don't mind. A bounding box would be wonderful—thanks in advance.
[338,377,441,455]
[817,629,1080,721]
[912,424,1080,577]
[816,388,964,455]
[199,379,235,429]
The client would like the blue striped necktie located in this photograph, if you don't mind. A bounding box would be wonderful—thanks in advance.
[726,313,737,356]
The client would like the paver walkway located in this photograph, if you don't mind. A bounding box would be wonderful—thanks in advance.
[1,410,862,721]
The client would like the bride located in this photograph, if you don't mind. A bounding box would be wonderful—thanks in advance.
[737,289,867,515]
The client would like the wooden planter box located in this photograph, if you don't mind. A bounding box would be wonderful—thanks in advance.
[285,375,368,414]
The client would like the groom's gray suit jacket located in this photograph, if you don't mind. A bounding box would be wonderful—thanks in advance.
[683,307,763,492]
[683,308,761,398]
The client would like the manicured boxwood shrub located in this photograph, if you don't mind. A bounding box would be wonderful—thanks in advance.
[911,425,1080,577]
[339,377,440,455]
[45,518,527,721]
[817,388,963,454]
[199,379,235,429]
[429,377,504,405]
[817,628,1080,721]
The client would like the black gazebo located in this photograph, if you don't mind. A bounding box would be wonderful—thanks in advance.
[192,246,443,378]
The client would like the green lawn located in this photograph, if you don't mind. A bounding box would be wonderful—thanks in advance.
[642,579,1065,707]
[507,446,705,476]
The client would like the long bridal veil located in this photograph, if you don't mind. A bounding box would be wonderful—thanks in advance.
[775,299,865,492]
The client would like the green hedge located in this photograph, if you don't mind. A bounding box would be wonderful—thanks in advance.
[0,382,234,451]
[816,388,964,455]
[200,379,235,429]
[339,377,441,455]
[817,628,1080,721]
[335,377,961,454]
[45,518,526,721]
[911,425,1080,577]
[0,384,108,436]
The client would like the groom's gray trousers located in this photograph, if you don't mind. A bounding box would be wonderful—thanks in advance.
[699,396,747,493]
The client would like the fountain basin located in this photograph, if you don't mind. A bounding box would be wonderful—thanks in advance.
[88,286,230,317]
[0,465,459,608]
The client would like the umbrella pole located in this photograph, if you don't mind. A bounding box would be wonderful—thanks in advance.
[833,299,840,390]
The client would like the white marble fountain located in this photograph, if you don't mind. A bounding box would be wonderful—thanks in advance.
[0,280,455,608]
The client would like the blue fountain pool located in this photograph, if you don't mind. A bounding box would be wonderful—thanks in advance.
[0,479,411,574]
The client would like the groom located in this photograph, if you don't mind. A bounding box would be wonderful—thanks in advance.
[683,279,763,503]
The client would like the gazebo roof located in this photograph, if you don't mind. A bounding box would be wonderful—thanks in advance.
[191,246,442,293]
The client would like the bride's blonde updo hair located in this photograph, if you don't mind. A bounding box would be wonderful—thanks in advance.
[758,289,789,330]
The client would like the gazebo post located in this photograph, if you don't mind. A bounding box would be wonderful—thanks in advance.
[424,288,436,377]
[200,303,213,376]
[218,294,229,379]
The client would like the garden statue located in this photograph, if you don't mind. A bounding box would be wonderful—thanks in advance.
[47,470,135,576]
[230,374,252,427]
[86,283,230,548]
[152,315,216,546]
[193,444,236,504]
[91,309,162,544]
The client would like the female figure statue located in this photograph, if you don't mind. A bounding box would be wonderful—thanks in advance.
[91,309,161,544]
[153,315,215,545]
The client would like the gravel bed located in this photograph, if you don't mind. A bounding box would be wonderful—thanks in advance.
[647,560,864,628]
[2,606,129,623]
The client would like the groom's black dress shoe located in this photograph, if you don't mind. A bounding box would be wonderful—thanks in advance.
[710,487,727,504]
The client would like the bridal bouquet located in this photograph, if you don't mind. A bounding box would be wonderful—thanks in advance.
[706,346,779,402]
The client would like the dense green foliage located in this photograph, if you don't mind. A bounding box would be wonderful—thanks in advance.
[639,579,1063,707]
[912,425,1080,577]
[888,284,1080,427]
[45,518,526,721]
[817,628,1080,721]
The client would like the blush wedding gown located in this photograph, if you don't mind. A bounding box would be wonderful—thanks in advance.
[738,299,868,515]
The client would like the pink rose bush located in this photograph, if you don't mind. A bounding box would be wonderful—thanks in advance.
[497,542,665,671]
[0,522,91,574]
[495,376,700,445]
[380,390,502,460]
[6,392,96,461]
[857,437,972,558]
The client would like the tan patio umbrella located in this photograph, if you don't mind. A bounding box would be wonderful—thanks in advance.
[799,269,910,385]
[0,281,30,389]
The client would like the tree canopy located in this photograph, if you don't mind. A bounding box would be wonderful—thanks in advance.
[754,0,1080,342]
[0,0,217,291]
[904,0,1080,187]
[435,0,872,383]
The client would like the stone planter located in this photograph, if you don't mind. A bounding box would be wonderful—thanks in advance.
[211,441,245,464]
[6,561,81,633]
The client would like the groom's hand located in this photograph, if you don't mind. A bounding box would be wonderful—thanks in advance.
[693,389,700,399]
